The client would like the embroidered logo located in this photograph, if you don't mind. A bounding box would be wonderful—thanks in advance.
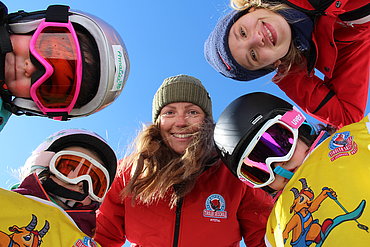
[203,194,228,219]
[73,236,98,247]
[328,131,358,161]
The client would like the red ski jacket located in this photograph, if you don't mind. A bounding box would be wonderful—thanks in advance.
[276,0,369,128]
[94,160,274,247]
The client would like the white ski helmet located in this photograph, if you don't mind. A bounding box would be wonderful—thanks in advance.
[3,4,130,120]
[25,128,117,186]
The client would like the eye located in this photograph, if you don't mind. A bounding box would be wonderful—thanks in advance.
[299,195,304,203]
[23,235,31,241]
[162,110,175,117]
[240,27,247,37]
[187,110,200,118]
[250,50,257,61]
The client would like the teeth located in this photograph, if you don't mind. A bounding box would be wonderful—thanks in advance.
[264,25,274,45]
[173,133,193,138]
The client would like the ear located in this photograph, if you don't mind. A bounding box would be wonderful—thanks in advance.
[248,7,256,12]
[273,60,282,69]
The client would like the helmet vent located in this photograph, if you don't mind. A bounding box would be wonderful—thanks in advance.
[251,114,263,125]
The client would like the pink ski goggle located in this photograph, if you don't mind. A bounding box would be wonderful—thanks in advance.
[29,20,82,120]
[237,108,306,188]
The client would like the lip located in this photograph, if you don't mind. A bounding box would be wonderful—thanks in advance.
[262,22,277,46]
[172,133,194,139]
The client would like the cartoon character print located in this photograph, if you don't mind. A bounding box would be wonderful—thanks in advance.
[0,214,49,247]
[283,178,367,247]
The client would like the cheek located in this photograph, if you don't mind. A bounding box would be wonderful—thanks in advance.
[8,78,31,97]
[11,35,32,56]
[159,119,170,132]
[269,176,287,191]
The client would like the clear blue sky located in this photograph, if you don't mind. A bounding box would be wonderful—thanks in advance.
[0,0,369,245]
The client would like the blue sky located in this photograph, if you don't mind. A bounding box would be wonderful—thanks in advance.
[0,0,369,245]
[2,0,370,193]
[0,0,294,187]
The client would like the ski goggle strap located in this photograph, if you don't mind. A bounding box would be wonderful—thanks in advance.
[29,5,82,120]
[49,150,109,202]
[237,107,305,188]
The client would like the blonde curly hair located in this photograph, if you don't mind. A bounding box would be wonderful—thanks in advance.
[121,116,216,208]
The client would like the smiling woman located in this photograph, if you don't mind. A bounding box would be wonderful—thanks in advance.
[159,102,206,154]
[94,74,274,247]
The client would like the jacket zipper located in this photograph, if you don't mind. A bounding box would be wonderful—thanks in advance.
[172,197,183,247]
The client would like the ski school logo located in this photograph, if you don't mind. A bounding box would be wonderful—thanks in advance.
[203,194,227,219]
[328,131,358,161]
[73,236,98,247]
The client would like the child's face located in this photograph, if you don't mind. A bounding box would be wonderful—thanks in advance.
[268,139,309,191]
[228,8,291,71]
[50,146,103,208]
[4,34,37,97]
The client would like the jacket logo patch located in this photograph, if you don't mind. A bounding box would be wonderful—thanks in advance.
[203,194,227,219]
[328,131,358,161]
[73,236,98,247]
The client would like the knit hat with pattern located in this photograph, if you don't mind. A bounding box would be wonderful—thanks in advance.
[204,8,313,81]
[152,74,212,122]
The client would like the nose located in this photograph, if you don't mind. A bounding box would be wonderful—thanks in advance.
[77,181,86,192]
[24,58,37,77]
[174,113,188,127]
[250,31,264,47]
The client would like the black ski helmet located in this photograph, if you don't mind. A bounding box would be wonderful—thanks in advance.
[214,92,315,179]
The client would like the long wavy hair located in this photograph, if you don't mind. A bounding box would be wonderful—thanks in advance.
[121,116,216,208]
[230,0,305,79]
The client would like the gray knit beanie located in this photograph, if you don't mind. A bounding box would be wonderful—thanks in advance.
[152,74,212,122]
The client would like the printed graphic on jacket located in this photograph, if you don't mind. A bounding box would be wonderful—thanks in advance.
[282,178,367,247]
[328,131,358,161]
[203,194,228,220]
[265,115,370,247]
[1,188,101,246]
[0,214,49,247]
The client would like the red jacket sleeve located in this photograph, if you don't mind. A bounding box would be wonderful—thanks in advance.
[94,169,127,247]
[276,22,369,128]
[238,187,274,247]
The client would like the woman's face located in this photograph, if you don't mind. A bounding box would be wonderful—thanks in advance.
[159,102,205,154]
[268,139,309,191]
[4,35,37,97]
[228,8,291,70]
[50,146,103,208]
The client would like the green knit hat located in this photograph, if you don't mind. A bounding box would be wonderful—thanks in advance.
[152,74,212,122]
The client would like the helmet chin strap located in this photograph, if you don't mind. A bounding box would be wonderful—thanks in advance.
[42,177,89,201]
[273,166,294,179]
